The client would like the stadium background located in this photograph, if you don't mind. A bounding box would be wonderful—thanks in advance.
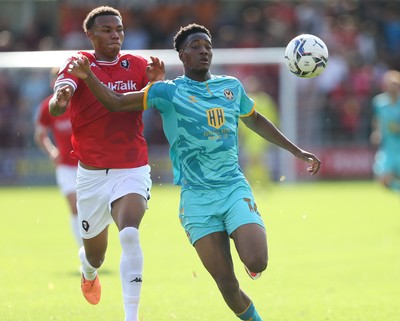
[1,0,400,186]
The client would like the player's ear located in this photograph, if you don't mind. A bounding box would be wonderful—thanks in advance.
[178,50,185,62]
[86,30,93,41]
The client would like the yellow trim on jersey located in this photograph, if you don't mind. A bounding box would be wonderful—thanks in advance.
[142,81,154,110]
[205,81,213,95]
[240,102,256,118]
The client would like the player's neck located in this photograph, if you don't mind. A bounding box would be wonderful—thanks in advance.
[185,70,211,82]
[93,51,119,62]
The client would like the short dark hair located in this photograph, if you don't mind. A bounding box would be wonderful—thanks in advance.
[83,6,122,33]
[173,23,211,52]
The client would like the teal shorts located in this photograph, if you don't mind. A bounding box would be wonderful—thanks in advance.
[373,150,400,177]
[179,180,265,245]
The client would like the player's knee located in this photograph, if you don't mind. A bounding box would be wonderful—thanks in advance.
[86,254,105,269]
[246,255,268,273]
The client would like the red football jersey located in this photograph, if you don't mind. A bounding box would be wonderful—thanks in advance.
[55,51,149,168]
[36,95,77,167]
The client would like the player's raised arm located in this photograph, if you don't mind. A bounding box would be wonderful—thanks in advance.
[68,55,158,112]
[241,110,321,175]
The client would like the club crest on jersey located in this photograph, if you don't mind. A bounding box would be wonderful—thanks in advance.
[121,59,129,69]
[207,108,225,129]
[224,89,234,100]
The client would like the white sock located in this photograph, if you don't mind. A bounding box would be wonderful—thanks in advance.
[71,215,83,247]
[79,246,97,281]
[119,227,143,321]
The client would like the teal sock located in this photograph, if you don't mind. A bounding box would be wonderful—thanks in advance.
[236,302,263,321]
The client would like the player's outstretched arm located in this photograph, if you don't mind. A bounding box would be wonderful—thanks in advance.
[67,55,145,112]
[241,110,321,175]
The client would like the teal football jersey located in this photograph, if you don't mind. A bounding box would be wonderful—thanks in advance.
[372,92,400,152]
[145,75,255,189]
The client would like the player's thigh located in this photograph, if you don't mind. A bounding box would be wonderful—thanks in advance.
[65,191,77,214]
[76,166,113,239]
[225,183,267,267]
[111,193,147,230]
[109,165,152,230]
[231,223,268,268]
[194,231,235,278]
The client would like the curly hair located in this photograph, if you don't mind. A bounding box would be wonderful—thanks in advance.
[83,6,122,33]
[173,23,211,52]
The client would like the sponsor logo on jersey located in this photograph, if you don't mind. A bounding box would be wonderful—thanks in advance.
[54,119,72,132]
[104,80,138,91]
[207,108,225,129]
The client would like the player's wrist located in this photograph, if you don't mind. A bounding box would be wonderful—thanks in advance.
[83,71,95,81]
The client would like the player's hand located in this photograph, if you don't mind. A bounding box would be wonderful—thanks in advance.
[146,56,165,82]
[295,150,321,175]
[49,147,60,165]
[67,55,91,80]
[55,85,72,108]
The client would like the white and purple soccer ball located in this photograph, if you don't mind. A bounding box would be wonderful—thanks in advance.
[284,34,329,78]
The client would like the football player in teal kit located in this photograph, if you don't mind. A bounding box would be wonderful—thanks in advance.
[67,23,321,321]
[371,70,400,192]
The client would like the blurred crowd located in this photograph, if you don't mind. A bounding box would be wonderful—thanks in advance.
[1,0,400,149]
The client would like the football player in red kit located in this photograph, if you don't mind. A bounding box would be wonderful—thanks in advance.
[49,6,164,321]
[34,67,81,248]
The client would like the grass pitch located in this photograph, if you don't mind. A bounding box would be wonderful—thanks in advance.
[0,181,399,321]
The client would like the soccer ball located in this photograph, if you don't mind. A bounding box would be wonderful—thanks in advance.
[284,34,329,78]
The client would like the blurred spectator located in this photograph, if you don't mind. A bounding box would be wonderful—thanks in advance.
[382,4,400,61]
[0,83,17,148]
[294,0,325,35]
[0,30,14,51]
[121,10,150,50]
[357,20,378,64]
[0,70,21,148]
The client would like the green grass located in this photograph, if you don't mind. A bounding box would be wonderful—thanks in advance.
[1,181,399,321]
